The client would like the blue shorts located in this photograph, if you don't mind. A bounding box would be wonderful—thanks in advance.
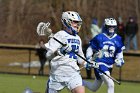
[94,65,112,80]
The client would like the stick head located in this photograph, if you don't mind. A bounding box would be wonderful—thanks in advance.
[37,22,53,37]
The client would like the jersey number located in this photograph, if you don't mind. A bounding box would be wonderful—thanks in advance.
[69,45,79,59]
[102,45,115,57]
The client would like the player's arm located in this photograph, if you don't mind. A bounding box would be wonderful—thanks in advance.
[86,35,104,61]
[44,32,63,60]
[115,37,125,67]
[77,41,98,68]
[86,46,93,62]
[76,39,89,66]
[77,39,86,65]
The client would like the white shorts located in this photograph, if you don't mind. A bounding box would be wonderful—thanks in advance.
[47,73,83,91]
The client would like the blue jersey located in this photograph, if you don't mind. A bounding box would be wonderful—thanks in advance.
[89,33,124,65]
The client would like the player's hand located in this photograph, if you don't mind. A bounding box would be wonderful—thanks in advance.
[59,44,72,55]
[90,61,99,68]
[115,58,124,67]
[63,44,72,53]
[84,61,99,69]
[84,62,91,70]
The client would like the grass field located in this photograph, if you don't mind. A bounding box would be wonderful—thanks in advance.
[0,74,140,93]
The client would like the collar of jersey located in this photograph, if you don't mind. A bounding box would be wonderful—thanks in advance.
[64,30,76,36]
[103,33,117,39]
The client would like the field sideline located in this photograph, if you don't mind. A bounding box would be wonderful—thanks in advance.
[0,74,140,93]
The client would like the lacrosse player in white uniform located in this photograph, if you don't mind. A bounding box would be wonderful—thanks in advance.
[37,11,98,93]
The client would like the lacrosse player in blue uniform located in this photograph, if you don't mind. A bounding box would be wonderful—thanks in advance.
[83,18,125,93]
[37,11,98,93]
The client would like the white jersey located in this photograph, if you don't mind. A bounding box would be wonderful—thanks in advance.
[45,30,85,80]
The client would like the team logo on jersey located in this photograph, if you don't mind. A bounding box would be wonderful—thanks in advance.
[103,41,114,46]
[67,39,80,44]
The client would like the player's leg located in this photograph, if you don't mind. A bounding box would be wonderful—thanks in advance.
[67,74,85,93]
[125,35,131,51]
[82,78,103,92]
[132,35,138,50]
[100,71,114,93]
[41,58,46,75]
[86,68,92,79]
[45,88,59,93]
[45,77,65,93]
[71,86,85,93]
[83,67,103,92]
[39,58,44,75]
[40,61,44,75]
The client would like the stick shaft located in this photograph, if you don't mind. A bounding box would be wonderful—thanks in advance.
[53,37,66,46]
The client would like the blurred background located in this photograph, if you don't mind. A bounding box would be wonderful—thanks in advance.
[0,0,140,83]
[0,0,139,45]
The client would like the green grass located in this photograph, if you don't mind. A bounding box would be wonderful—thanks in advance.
[0,74,46,93]
[0,74,140,93]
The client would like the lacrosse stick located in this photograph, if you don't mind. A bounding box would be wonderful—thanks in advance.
[36,22,121,85]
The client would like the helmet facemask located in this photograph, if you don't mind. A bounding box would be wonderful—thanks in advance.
[104,18,117,37]
[105,25,117,36]
[70,20,82,33]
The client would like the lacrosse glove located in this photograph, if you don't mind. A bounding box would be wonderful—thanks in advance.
[59,44,72,55]
[84,61,99,70]
[90,61,99,68]
[115,58,124,67]
[84,62,92,70]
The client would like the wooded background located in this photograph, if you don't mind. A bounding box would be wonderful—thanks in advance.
[0,0,139,46]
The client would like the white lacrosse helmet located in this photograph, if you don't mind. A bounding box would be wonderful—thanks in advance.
[105,18,117,26]
[61,11,82,35]
[104,18,117,36]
